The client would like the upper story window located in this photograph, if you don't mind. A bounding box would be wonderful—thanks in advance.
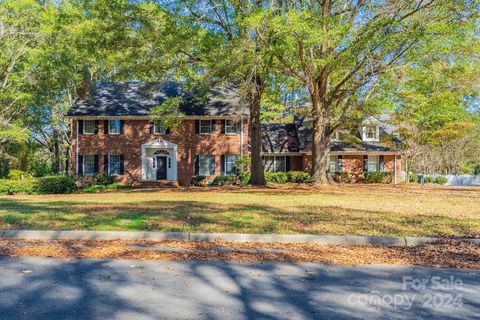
[153,122,167,135]
[108,120,121,134]
[200,120,213,134]
[225,120,239,134]
[362,125,379,141]
[83,120,96,134]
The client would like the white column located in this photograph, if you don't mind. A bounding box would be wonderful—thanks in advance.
[141,147,146,181]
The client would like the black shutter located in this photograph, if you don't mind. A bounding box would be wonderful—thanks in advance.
[363,155,368,172]
[195,120,200,134]
[104,120,109,134]
[166,128,171,135]
[78,155,83,176]
[338,155,343,172]
[194,155,199,175]
[94,120,99,134]
[120,120,124,134]
[209,155,215,175]
[78,120,84,134]
[149,122,154,134]
[286,156,291,172]
[379,155,385,172]
[119,155,125,175]
[221,120,226,134]
[94,155,99,174]
[104,155,109,174]
[211,120,216,134]
[221,155,225,175]
[236,121,241,134]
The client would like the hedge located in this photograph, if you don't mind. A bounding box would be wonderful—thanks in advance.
[364,172,393,184]
[36,176,76,194]
[265,172,289,184]
[211,175,236,186]
[0,179,38,195]
[435,176,448,185]
[286,171,311,183]
[332,172,351,183]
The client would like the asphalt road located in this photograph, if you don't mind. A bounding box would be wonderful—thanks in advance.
[0,257,478,320]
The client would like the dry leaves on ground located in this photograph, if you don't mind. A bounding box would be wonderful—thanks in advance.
[0,239,479,269]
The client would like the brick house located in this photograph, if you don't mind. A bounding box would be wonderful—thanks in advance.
[67,82,401,186]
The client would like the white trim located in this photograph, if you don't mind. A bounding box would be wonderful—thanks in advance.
[240,119,244,157]
[141,140,178,181]
[75,120,79,175]
[83,120,96,135]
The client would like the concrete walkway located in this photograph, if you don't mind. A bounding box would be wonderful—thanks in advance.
[0,257,478,320]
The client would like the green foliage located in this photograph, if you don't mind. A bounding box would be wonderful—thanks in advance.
[475,164,480,176]
[364,172,393,184]
[0,179,38,195]
[265,172,288,184]
[424,176,435,184]
[435,176,448,185]
[332,172,351,183]
[82,183,132,193]
[150,97,185,130]
[235,156,251,174]
[36,176,76,194]
[286,171,311,183]
[239,172,251,186]
[409,173,419,183]
[7,170,32,180]
[95,174,115,186]
[211,175,236,186]
[190,176,207,186]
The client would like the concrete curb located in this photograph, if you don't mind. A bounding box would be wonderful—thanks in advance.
[0,230,478,247]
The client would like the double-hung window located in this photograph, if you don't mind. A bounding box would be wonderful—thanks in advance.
[367,155,379,172]
[198,155,213,176]
[330,155,338,173]
[83,155,96,175]
[108,155,121,176]
[224,155,237,175]
[108,120,121,134]
[153,122,167,135]
[263,156,286,173]
[200,120,212,134]
[225,120,238,134]
[83,120,96,134]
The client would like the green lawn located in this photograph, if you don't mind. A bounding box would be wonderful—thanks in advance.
[0,184,479,238]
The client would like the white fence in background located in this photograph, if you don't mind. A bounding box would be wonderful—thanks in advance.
[429,174,480,186]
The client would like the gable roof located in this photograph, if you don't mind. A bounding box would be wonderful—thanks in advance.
[67,82,249,118]
[261,115,399,154]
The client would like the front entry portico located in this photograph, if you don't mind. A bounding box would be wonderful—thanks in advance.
[141,140,178,181]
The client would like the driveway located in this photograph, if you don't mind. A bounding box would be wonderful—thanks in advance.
[0,257,478,319]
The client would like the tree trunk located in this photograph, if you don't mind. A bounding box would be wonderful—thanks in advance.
[53,132,60,174]
[248,75,265,186]
[309,84,333,184]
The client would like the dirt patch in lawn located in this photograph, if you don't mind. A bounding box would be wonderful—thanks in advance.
[0,239,478,270]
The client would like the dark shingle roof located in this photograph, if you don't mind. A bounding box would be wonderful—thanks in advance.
[261,116,398,153]
[67,82,249,117]
[261,123,300,153]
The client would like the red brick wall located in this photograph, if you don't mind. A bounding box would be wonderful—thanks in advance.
[72,119,249,186]
[302,154,401,183]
